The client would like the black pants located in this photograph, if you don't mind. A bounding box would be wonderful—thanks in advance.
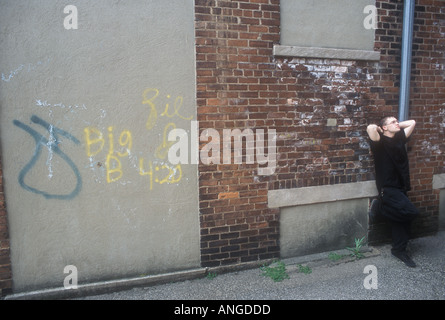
[391,221,411,252]
[379,187,419,252]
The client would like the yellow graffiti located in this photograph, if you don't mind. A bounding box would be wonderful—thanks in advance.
[160,95,193,120]
[85,124,182,186]
[155,122,176,160]
[84,88,191,190]
[142,88,193,130]
[106,153,123,183]
[139,158,153,190]
[139,158,182,191]
[142,88,158,130]
[157,163,182,185]
[84,127,104,157]
[106,127,132,157]
[105,128,132,183]
[84,126,133,183]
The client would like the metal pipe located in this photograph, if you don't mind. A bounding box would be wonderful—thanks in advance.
[398,0,415,122]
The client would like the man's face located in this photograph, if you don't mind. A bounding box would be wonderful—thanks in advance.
[383,117,400,133]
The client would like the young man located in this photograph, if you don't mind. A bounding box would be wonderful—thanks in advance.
[367,117,418,267]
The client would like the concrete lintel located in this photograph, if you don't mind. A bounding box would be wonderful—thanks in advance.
[268,181,378,208]
[433,173,445,190]
[273,45,381,61]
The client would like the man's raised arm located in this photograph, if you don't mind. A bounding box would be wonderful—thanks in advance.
[399,119,416,138]
[367,124,382,142]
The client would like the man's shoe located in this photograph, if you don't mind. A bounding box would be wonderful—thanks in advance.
[391,250,416,268]
[368,198,380,224]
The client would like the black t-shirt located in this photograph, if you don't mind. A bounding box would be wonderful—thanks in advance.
[370,130,411,193]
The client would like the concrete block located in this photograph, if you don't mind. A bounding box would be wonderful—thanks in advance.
[280,198,369,258]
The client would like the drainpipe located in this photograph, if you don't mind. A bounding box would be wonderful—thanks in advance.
[398,0,415,122]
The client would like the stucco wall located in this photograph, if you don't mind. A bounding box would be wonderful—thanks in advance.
[0,0,199,292]
[280,0,376,50]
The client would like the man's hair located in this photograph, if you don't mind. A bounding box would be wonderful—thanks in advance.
[380,116,393,128]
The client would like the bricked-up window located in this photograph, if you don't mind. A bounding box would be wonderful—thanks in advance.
[275,0,380,61]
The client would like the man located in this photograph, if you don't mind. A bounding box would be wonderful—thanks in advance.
[367,116,418,267]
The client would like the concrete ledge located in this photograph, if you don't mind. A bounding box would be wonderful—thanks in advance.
[273,45,381,61]
[268,181,378,209]
[4,268,207,300]
[283,246,380,270]
[3,259,280,300]
[433,173,445,189]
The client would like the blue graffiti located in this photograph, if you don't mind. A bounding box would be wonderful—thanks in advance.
[13,115,82,200]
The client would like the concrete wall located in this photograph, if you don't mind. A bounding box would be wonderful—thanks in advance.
[280,0,376,50]
[0,0,199,292]
[433,174,445,230]
[440,190,445,231]
[280,198,369,258]
[269,181,376,257]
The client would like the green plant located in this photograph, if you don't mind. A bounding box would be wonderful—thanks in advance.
[297,264,312,274]
[346,236,366,259]
[328,252,345,261]
[260,260,289,282]
[206,272,218,280]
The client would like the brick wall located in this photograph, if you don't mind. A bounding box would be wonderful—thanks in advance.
[0,157,12,297]
[407,0,445,235]
[195,0,444,266]
[195,0,282,267]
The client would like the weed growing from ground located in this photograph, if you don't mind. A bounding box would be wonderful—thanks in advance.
[328,252,345,261]
[297,264,312,274]
[206,272,218,280]
[260,260,289,282]
[346,236,365,260]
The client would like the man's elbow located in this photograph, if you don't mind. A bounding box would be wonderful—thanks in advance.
[367,124,376,132]
[366,124,380,141]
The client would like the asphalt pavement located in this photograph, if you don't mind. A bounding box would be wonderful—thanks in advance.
[74,230,445,301]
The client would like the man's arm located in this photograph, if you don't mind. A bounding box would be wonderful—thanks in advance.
[367,124,382,142]
[399,119,416,138]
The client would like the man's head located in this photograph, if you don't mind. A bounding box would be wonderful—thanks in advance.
[380,116,400,135]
